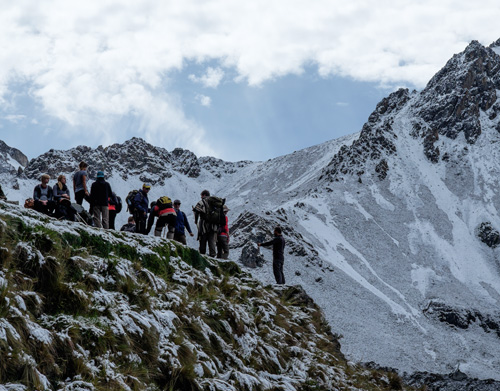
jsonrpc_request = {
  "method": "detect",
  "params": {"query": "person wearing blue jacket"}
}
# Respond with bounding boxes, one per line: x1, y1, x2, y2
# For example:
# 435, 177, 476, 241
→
133, 183, 150, 234
173, 199, 194, 245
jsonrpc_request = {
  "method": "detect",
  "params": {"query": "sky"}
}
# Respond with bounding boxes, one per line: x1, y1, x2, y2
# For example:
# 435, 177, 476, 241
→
0, 1, 500, 162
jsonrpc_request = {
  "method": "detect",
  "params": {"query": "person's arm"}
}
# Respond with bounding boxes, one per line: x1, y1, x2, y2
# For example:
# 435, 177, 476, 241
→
53, 184, 61, 202
183, 212, 194, 236
33, 186, 40, 201
258, 238, 275, 247
83, 174, 89, 195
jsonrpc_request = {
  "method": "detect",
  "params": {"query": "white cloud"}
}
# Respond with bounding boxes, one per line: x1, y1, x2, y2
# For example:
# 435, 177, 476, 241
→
196, 94, 212, 107
189, 67, 225, 88
3, 114, 26, 123
0, 0, 499, 156
336, 102, 349, 107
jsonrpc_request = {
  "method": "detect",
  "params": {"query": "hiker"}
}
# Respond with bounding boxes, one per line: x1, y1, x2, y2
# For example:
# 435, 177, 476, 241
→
193, 190, 219, 257
33, 174, 56, 216
120, 216, 136, 233
258, 226, 286, 284
108, 192, 121, 230
89, 171, 113, 229
133, 183, 151, 234
173, 199, 194, 245
217, 205, 230, 259
53, 175, 76, 221
73, 161, 91, 205
148, 197, 177, 238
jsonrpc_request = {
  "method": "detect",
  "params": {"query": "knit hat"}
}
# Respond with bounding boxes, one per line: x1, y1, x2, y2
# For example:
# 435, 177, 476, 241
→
143, 183, 151, 189
96, 171, 104, 178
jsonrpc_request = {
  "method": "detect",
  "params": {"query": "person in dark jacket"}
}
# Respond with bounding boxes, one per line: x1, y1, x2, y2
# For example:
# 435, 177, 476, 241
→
258, 226, 286, 284
173, 199, 194, 245
33, 174, 56, 216
108, 192, 120, 230
148, 197, 177, 238
120, 216, 136, 233
89, 171, 113, 229
193, 190, 218, 257
216, 205, 229, 259
53, 174, 75, 221
133, 183, 150, 234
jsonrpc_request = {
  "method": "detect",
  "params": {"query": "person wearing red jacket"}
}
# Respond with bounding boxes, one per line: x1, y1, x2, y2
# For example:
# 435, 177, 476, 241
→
216, 205, 230, 259
149, 197, 177, 238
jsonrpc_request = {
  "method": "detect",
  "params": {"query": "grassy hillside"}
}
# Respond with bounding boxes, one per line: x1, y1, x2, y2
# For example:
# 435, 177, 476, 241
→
0, 202, 415, 391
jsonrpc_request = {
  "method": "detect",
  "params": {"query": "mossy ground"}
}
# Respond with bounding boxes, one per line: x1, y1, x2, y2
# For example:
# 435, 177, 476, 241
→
0, 205, 416, 391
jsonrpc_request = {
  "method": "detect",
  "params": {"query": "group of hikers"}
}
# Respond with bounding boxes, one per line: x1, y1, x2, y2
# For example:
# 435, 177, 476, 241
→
9, 159, 286, 282
26, 161, 231, 260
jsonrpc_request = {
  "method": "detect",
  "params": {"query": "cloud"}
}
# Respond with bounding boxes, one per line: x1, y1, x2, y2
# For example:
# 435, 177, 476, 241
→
195, 94, 212, 107
0, 0, 499, 156
189, 67, 225, 88
336, 102, 349, 107
3, 114, 26, 123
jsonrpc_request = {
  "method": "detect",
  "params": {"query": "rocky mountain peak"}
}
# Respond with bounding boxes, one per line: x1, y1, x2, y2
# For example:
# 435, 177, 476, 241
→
415, 40, 500, 147
0, 140, 28, 176
320, 39, 500, 183
320, 88, 411, 182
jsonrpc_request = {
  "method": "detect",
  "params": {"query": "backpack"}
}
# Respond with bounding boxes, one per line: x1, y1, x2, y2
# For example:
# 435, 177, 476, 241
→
156, 196, 172, 210
126, 190, 139, 214
204, 196, 225, 225
115, 196, 122, 213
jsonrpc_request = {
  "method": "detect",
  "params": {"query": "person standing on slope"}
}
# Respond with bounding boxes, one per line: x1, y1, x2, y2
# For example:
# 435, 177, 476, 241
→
258, 226, 286, 284
133, 183, 151, 234
173, 199, 194, 245
89, 171, 113, 229
193, 190, 218, 257
216, 205, 230, 259
73, 161, 91, 205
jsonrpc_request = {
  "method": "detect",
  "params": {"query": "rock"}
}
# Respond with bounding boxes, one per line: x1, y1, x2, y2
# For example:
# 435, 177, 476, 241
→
477, 222, 500, 248
239, 243, 266, 268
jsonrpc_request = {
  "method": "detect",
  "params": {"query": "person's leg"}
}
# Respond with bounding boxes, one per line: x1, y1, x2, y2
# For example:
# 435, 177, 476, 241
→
174, 234, 187, 245
216, 236, 223, 258
154, 216, 167, 237
166, 225, 175, 239
273, 260, 285, 284
221, 235, 229, 260
207, 231, 217, 257
109, 210, 116, 229
101, 206, 109, 229
92, 206, 102, 228
199, 233, 207, 254
75, 190, 84, 205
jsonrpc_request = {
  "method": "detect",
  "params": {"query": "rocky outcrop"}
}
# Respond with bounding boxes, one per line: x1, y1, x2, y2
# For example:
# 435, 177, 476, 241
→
239, 242, 266, 268
415, 41, 500, 155
423, 301, 500, 338
406, 370, 500, 391
477, 222, 500, 248
320, 88, 410, 182
0, 140, 28, 176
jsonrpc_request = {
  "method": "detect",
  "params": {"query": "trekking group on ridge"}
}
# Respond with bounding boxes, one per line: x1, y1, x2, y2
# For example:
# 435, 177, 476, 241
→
24, 161, 234, 260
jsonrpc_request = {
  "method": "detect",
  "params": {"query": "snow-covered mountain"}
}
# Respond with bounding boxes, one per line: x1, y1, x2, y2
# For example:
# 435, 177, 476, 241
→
2, 39, 500, 382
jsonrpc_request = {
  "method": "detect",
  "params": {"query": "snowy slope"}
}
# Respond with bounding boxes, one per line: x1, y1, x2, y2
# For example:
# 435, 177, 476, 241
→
2, 39, 500, 382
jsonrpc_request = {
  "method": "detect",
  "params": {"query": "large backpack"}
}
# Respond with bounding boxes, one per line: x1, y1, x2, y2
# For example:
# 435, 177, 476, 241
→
204, 196, 225, 225
115, 195, 123, 213
125, 190, 139, 214
156, 196, 172, 210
